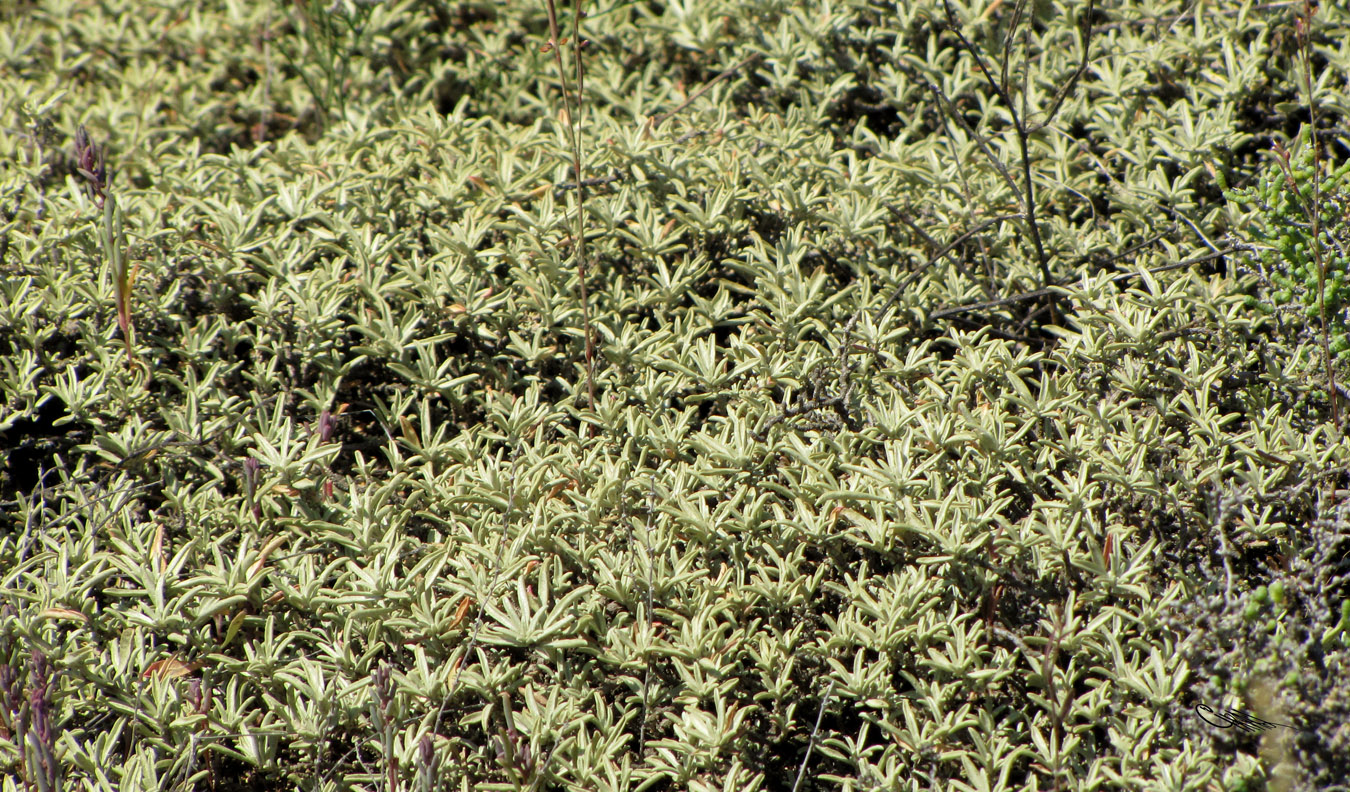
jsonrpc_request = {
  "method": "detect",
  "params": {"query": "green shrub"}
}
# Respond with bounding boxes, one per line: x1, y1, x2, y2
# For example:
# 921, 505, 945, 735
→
1225, 125, 1350, 357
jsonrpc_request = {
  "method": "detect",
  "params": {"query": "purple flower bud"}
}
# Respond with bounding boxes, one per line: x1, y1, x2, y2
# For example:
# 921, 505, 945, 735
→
373, 663, 392, 713
29, 682, 51, 748
74, 126, 94, 172
73, 125, 109, 209
418, 733, 435, 770
243, 457, 263, 520
317, 409, 338, 444
243, 457, 261, 493
29, 650, 50, 698
517, 731, 533, 774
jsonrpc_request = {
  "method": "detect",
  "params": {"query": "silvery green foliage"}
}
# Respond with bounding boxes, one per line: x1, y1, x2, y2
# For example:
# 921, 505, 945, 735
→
1, 0, 1348, 791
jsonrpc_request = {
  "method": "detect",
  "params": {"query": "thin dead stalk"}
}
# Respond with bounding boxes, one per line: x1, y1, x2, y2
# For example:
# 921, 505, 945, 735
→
1293, 0, 1340, 425
544, 0, 597, 409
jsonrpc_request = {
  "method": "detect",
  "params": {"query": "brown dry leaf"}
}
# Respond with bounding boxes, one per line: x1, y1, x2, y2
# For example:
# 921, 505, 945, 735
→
248, 535, 289, 579
152, 522, 165, 569
449, 597, 473, 630
142, 656, 199, 681
546, 479, 575, 500
399, 415, 418, 444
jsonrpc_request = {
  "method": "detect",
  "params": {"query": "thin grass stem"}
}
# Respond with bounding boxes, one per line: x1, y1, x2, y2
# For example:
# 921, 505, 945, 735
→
544, 0, 597, 410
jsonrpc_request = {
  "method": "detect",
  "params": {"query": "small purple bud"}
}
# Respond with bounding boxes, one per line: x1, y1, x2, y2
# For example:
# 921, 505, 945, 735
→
188, 678, 202, 713
29, 650, 50, 696
317, 409, 337, 444
74, 127, 93, 171
73, 125, 109, 209
418, 734, 435, 769
373, 664, 392, 713
243, 457, 263, 520
29, 682, 51, 747
517, 732, 533, 774
243, 457, 261, 495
